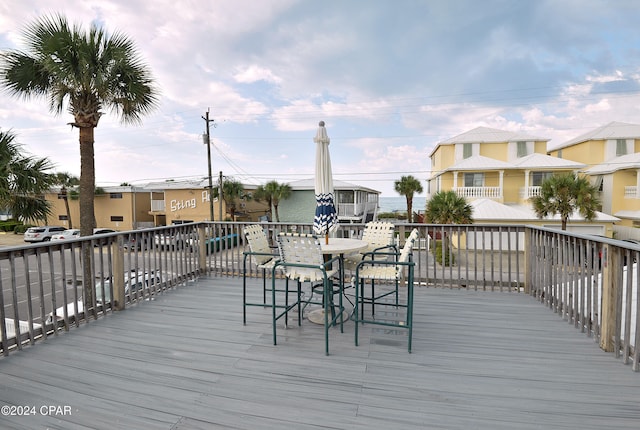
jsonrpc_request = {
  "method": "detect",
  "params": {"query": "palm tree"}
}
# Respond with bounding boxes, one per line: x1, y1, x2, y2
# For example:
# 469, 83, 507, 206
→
530, 172, 600, 230
425, 191, 473, 266
213, 178, 247, 221
0, 130, 55, 222
0, 14, 158, 239
259, 180, 291, 222
425, 191, 473, 225
1, 14, 158, 315
53, 172, 79, 228
394, 175, 424, 223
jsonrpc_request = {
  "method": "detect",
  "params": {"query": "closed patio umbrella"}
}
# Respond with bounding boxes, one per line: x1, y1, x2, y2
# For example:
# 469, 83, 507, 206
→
313, 121, 338, 244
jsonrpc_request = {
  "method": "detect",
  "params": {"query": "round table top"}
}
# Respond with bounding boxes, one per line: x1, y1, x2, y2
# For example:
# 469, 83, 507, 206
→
320, 238, 367, 254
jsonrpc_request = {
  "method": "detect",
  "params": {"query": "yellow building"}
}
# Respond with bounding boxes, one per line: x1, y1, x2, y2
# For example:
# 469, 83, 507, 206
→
551, 121, 640, 234
43, 180, 269, 231
428, 126, 618, 236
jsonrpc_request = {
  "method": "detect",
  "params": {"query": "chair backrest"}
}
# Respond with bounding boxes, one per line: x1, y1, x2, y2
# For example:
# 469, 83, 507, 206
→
398, 229, 420, 264
396, 229, 419, 279
243, 225, 273, 265
276, 233, 326, 282
361, 221, 395, 252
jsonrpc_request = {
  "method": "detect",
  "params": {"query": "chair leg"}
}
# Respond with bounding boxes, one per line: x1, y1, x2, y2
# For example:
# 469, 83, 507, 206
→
262, 267, 267, 304
354, 277, 361, 347
272, 274, 277, 345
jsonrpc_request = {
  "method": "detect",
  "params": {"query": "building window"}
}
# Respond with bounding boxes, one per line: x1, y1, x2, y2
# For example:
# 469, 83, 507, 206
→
464, 173, 484, 187
110, 216, 124, 222
531, 172, 553, 186
110, 193, 123, 199
517, 141, 528, 158
594, 175, 604, 192
616, 139, 627, 156
58, 215, 68, 220
557, 149, 562, 158
463, 143, 472, 159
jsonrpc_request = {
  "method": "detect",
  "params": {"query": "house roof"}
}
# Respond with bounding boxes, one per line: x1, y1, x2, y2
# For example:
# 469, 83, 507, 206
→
286, 179, 380, 194
469, 199, 619, 223
470, 199, 537, 221
584, 152, 640, 175
510, 153, 585, 169
549, 121, 640, 151
440, 153, 584, 175
613, 210, 640, 220
429, 126, 549, 157
509, 204, 620, 222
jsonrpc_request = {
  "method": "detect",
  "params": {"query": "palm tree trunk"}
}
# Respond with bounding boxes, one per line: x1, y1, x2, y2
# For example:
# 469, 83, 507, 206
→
407, 197, 413, 223
61, 188, 73, 229
79, 126, 96, 318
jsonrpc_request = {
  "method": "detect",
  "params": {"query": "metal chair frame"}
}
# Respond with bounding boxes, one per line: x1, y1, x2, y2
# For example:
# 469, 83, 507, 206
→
272, 233, 344, 355
353, 228, 419, 352
242, 225, 281, 324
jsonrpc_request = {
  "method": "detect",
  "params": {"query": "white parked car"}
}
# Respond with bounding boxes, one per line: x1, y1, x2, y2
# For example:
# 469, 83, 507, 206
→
51, 229, 81, 242
23, 226, 67, 242
45, 270, 163, 325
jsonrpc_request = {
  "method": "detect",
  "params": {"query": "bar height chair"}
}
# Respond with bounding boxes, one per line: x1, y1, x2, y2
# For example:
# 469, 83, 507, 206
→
353, 228, 419, 352
272, 233, 343, 355
343, 221, 396, 272
242, 224, 280, 324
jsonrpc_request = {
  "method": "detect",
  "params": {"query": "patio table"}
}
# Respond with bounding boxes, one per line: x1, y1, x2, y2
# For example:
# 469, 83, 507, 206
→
307, 238, 367, 324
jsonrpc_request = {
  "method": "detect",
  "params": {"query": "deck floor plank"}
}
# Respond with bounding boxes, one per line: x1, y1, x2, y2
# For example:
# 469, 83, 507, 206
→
0, 276, 639, 429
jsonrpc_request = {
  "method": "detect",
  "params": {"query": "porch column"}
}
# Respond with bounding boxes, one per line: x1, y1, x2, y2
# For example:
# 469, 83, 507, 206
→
499, 170, 504, 197
453, 171, 458, 189
636, 170, 640, 199
524, 170, 530, 198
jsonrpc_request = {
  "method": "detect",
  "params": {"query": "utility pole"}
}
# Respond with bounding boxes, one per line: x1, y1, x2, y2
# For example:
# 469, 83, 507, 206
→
202, 110, 215, 221
219, 171, 224, 221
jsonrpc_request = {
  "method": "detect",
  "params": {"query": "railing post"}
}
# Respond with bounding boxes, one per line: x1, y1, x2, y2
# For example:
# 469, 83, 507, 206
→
197, 225, 208, 275
524, 226, 531, 294
112, 236, 125, 311
599, 244, 620, 352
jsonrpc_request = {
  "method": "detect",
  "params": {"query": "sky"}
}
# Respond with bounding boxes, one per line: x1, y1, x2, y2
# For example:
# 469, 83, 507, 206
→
2, 0, 640, 196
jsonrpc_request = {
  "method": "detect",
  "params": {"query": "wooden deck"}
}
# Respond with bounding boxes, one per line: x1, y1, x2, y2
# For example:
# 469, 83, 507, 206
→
0, 276, 639, 429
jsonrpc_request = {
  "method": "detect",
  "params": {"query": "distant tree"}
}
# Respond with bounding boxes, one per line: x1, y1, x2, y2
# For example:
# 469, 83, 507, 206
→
53, 172, 79, 228
0, 130, 55, 222
394, 175, 423, 223
256, 181, 292, 222
213, 178, 247, 221
530, 172, 600, 230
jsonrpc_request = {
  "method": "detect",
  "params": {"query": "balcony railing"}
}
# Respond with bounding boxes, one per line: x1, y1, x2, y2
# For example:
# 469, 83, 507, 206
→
151, 199, 166, 211
336, 201, 378, 218
521, 186, 542, 199
453, 186, 502, 199
1, 222, 638, 371
624, 186, 639, 199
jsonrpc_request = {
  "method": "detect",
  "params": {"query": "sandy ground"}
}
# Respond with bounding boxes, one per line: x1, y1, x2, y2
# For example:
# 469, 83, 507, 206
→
0, 232, 30, 247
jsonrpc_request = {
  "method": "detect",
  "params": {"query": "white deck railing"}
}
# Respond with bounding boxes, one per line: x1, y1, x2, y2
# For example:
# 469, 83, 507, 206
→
453, 186, 502, 199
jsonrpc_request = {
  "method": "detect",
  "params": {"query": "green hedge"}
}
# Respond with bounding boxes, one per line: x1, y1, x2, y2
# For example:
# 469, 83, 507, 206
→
0, 219, 22, 233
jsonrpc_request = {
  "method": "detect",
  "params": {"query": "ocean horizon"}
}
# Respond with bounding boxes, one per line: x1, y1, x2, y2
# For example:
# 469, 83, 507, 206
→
378, 196, 426, 213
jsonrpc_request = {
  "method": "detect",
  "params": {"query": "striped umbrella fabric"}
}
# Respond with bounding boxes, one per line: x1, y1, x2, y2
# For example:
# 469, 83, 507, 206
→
313, 121, 338, 239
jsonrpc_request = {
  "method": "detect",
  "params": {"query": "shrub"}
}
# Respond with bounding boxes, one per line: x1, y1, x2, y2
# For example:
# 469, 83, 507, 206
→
434, 239, 455, 266
0, 219, 22, 233
14, 224, 32, 234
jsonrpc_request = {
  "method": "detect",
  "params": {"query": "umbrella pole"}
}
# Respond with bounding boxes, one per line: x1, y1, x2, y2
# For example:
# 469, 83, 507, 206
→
325, 233, 329, 245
